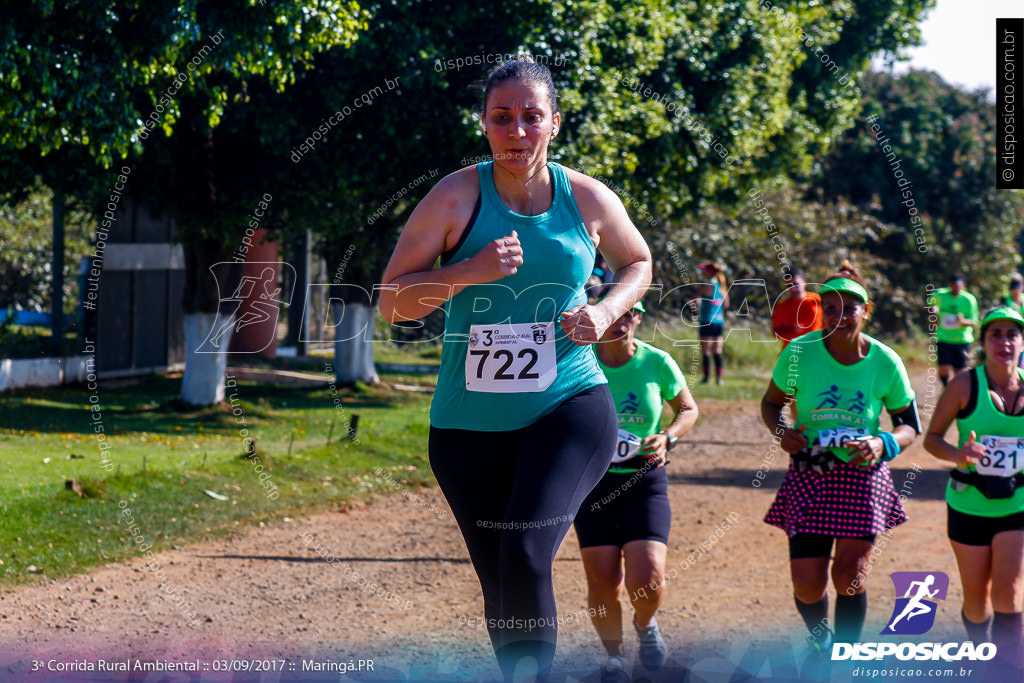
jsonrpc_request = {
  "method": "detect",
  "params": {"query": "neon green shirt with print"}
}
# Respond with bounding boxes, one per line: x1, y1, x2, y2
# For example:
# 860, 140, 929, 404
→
947, 367, 1024, 517
928, 288, 979, 344
772, 330, 915, 463
598, 340, 685, 473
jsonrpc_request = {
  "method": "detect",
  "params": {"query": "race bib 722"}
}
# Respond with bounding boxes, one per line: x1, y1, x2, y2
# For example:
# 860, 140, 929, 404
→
465, 322, 557, 393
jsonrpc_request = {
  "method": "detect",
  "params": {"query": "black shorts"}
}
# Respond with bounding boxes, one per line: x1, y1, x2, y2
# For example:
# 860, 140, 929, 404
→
947, 505, 1024, 546
937, 342, 971, 370
574, 466, 671, 548
788, 532, 878, 560
699, 322, 724, 339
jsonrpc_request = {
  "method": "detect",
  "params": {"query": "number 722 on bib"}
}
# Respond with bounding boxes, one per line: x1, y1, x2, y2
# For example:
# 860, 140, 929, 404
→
465, 322, 557, 393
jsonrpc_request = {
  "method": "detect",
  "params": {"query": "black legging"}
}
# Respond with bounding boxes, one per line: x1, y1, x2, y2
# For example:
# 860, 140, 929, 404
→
429, 384, 616, 682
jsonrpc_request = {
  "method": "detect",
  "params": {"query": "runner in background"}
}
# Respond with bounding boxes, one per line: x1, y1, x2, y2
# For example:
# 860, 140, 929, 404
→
760, 261, 921, 651
573, 296, 698, 682
1005, 274, 1024, 368
928, 273, 979, 386
594, 253, 615, 284
696, 261, 729, 385
924, 306, 1024, 677
586, 274, 605, 304
772, 268, 822, 350
1005, 274, 1024, 316
379, 56, 652, 682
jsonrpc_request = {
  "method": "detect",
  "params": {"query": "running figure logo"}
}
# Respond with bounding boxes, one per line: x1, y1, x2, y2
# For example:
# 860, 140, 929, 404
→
816, 385, 842, 409
197, 262, 296, 354
846, 390, 867, 414
881, 571, 949, 635
618, 392, 641, 414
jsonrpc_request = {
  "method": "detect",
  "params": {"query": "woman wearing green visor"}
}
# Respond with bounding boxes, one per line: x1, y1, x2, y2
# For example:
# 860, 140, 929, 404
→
760, 262, 921, 650
573, 295, 698, 682
925, 305, 1024, 674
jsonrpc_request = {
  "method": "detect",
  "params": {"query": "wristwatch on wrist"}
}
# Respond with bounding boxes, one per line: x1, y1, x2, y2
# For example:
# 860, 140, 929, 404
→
661, 431, 678, 449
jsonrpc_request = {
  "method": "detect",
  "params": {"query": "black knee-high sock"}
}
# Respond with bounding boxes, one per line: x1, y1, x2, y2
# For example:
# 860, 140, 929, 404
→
795, 594, 830, 642
714, 352, 723, 379
835, 592, 867, 643
993, 611, 1023, 669
702, 354, 711, 381
962, 610, 993, 642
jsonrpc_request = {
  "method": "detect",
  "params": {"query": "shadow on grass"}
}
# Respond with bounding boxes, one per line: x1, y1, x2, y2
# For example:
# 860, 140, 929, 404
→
1, 373, 403, 437
197, 553, 472, 564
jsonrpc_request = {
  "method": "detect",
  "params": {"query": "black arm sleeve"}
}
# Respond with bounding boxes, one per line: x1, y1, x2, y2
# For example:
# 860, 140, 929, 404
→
891, 399, 922, 435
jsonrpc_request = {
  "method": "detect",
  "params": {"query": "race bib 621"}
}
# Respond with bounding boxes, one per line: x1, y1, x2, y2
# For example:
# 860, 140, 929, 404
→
976, 435, 1024, 477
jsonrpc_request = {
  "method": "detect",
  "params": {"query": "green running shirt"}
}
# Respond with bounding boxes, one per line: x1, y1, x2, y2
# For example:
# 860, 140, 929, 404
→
772, 330, 915, 463
928, 288, 979, 344
1004, 295, 1024, 317
599, 340, 686, 472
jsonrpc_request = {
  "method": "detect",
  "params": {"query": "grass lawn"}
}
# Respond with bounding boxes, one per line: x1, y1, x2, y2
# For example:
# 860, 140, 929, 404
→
0, 368, 434, 587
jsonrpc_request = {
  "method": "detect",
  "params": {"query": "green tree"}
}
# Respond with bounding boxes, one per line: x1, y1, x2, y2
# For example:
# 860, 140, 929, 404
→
550, 0, 934, 216
650, 182, 901, 336
0, 1, 368, 403
815, 69, 1024, 328
289, 0, 933, 359
0, 179, 93, 315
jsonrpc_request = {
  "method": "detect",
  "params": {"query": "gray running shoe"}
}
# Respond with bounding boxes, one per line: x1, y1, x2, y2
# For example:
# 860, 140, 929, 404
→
635, 619, 667, 670
600, 655, 630, 683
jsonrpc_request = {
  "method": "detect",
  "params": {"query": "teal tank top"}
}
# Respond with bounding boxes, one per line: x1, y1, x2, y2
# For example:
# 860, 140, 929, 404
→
430, 161, 606, 431
699, 282, 725, 324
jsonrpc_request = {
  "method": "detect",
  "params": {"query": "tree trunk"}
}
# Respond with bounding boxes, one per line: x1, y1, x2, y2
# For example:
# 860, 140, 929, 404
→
181, 312, 233, 405
332, 301, 379, 384
179, 238, 241, 405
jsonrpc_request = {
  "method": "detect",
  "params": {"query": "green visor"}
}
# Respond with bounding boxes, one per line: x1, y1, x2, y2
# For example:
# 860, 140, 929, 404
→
819, 277, 869, 304
981, 305, 1024, 334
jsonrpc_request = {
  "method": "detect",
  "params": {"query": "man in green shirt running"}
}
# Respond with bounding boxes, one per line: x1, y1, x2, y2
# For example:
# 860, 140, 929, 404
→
927, 273, 979, 386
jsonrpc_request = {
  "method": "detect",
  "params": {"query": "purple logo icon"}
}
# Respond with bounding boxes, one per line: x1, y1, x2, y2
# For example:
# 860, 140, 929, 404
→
881, 571, 949, 635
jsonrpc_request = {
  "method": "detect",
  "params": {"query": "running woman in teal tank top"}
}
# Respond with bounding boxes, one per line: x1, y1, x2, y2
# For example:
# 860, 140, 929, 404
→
696, 262, 729, 384
379, 56, 652, 683
1004, 274, 1024, 368
926, 306, 1024, 675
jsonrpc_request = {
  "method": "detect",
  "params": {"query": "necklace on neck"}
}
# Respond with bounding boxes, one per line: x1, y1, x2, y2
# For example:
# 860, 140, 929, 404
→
497, 161, 548, 215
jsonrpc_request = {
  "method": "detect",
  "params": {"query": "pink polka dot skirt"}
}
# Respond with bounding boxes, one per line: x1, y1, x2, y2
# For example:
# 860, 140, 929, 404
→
764, 457, 907, 537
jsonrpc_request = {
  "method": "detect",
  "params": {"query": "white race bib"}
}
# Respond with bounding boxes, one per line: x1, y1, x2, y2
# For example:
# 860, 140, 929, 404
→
611, 429, 643, 463
976, 435, 1024, 477
465, 322, 557, 393
941, 314, 959, 330
817, 427, 870, 448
